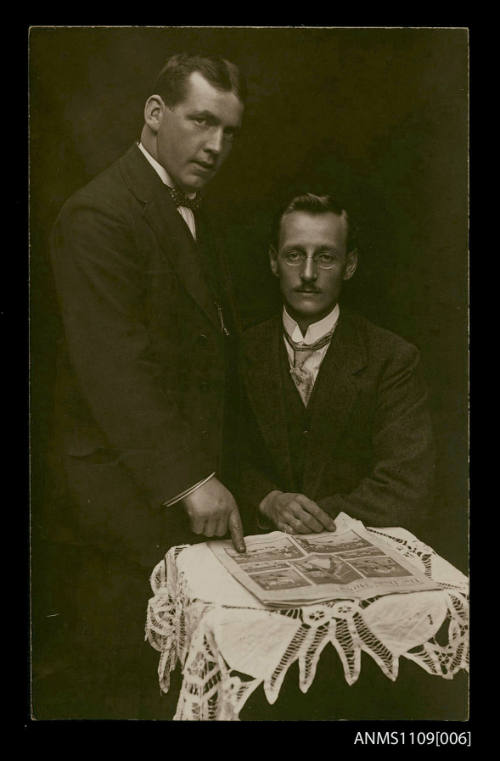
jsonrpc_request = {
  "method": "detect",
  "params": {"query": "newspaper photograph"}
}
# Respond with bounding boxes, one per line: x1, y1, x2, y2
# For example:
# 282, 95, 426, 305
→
208, 526, 442, 607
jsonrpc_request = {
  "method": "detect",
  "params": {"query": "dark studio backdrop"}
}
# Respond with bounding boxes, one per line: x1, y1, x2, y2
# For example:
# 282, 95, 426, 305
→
30, 26, 469, 572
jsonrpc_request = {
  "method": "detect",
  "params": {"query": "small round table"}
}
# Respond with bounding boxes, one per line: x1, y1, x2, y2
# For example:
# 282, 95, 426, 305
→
146, 518, 468, 721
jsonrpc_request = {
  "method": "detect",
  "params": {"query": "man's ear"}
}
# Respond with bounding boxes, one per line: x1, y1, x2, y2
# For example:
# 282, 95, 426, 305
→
343, 249, 358, 281
144, 95, 166, 134
269, 246, 279, 277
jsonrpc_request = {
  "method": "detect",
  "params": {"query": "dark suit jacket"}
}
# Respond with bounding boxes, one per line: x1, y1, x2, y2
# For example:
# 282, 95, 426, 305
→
239, 309, 435, 537
48, 143, 239, 567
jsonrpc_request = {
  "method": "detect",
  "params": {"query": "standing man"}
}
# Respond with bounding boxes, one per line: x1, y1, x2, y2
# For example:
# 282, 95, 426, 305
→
239, 193, 435, 538
36, 53, 246, 719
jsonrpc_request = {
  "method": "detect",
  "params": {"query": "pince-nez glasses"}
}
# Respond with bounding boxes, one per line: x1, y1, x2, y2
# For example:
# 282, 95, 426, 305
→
280, 250, 339, 270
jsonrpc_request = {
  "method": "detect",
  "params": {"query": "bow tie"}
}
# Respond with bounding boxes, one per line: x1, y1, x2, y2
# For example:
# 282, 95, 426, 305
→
168, 186, 201, 211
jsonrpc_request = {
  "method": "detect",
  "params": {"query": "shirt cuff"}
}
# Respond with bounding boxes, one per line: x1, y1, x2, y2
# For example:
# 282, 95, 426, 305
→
163, 472, 216, 508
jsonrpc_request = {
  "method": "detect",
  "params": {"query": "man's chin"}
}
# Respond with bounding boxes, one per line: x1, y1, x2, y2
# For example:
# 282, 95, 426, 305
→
182, 166, 217, 192
182, 178, 209, 194
287, 298, 325, 316
284, 298, 335, 324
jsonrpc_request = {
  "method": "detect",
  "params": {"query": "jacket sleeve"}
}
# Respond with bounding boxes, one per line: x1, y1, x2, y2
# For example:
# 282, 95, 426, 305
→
317, 343, 436, 535
235, 381, 281, 532
51, 194, 214, 508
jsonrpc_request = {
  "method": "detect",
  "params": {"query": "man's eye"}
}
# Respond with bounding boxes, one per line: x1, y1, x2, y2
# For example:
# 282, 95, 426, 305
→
285, 252, 301, 262
192, 117, 207, 126
318, 254, 335, 265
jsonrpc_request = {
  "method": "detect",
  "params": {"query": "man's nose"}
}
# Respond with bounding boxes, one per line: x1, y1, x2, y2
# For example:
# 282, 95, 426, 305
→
301, 255, 318, 281
204, 126, 224, 157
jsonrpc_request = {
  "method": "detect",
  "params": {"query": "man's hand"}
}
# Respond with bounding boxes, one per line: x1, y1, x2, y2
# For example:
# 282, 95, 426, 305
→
182, 477, 246, 552
259, 491, 336, 534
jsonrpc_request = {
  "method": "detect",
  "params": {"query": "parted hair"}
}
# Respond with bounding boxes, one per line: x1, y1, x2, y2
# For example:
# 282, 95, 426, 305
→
273, 193, 359, 254
153, 52, 247, 107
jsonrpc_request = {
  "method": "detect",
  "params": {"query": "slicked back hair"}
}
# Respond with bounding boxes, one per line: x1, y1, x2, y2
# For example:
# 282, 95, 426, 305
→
153, 52, 247, 108
273, 193, 358, 254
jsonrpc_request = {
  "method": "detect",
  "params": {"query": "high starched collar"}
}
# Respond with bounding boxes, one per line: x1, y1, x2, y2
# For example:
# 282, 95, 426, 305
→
137, 142, 197, 200
282, 303, 340, 345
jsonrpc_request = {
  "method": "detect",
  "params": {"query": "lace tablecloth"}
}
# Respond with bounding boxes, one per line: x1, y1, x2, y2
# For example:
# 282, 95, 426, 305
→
145, 514, 468, 721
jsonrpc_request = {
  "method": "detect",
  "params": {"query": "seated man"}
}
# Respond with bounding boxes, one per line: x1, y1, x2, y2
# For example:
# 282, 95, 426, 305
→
238, 193, 435, 538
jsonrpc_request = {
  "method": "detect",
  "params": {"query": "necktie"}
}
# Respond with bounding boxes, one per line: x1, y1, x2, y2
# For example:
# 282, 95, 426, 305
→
168, 186, 201, 211
284, 329, 335, 405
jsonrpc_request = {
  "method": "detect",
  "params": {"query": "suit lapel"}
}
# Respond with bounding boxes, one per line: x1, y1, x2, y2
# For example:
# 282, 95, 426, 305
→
243, 317, 295, 485
119, 144, 219, 328
143, 194, 220, 327
302, 309, 368, 494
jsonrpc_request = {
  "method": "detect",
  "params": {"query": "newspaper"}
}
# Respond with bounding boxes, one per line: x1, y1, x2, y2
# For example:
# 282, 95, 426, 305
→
208, 518, 441, 607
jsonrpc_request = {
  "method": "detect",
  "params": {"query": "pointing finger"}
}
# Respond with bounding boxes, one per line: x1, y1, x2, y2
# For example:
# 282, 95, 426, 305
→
228, 508, 246, 553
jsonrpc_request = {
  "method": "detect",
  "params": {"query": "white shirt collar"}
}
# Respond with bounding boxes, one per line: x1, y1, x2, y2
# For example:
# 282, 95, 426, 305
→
283, 303, 340, 344
137, 142, 196, 199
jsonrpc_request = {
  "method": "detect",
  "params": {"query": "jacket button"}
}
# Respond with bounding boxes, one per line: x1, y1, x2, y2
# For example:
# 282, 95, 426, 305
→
303, 429, 309, 435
